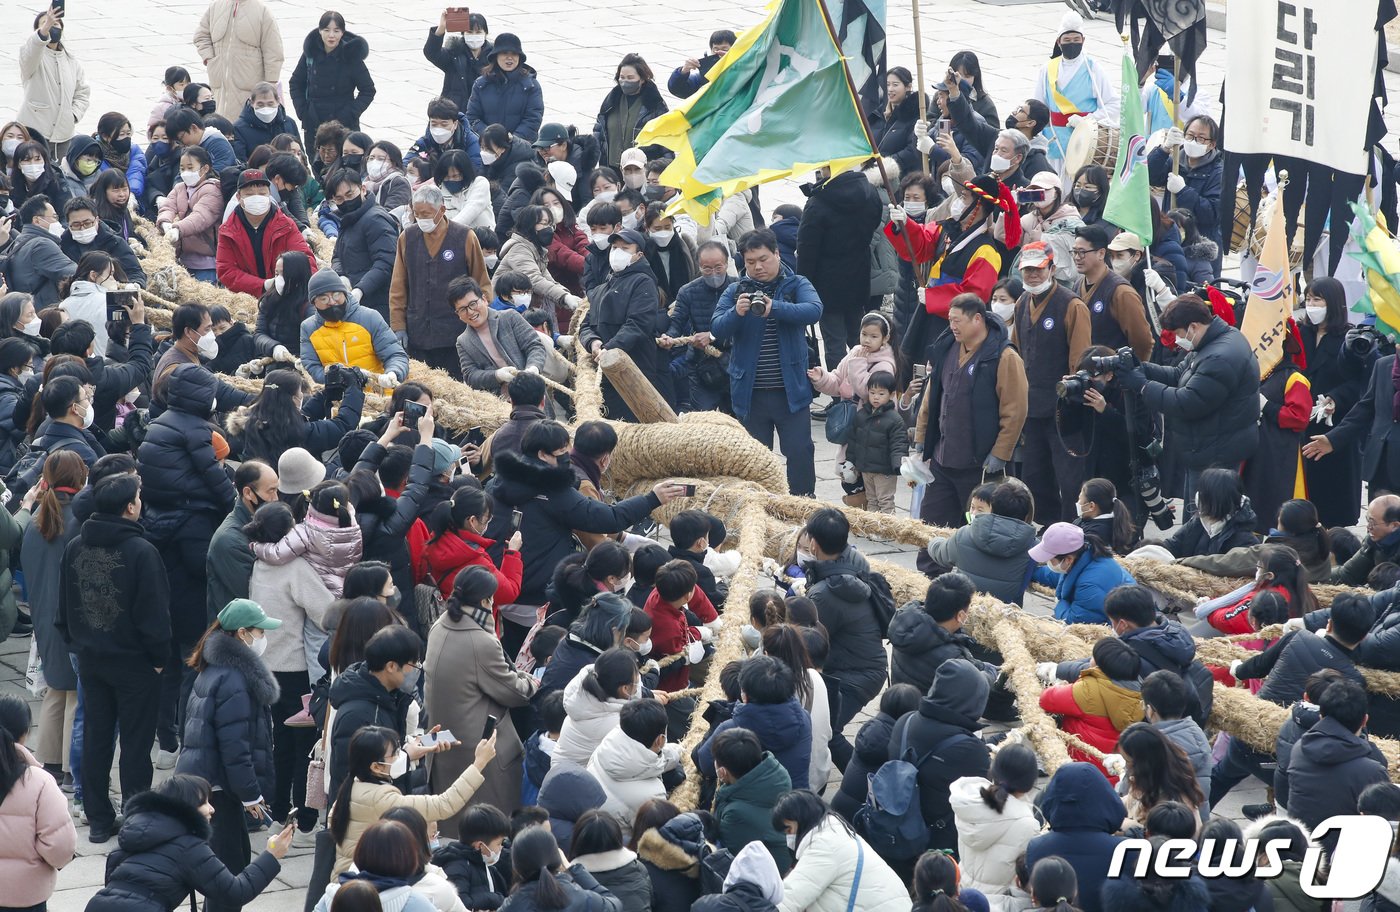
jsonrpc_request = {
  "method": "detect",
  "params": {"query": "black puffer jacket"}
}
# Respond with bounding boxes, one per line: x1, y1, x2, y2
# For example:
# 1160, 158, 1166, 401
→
1281, 716, 1389, 838
845, 399, 907, 476
351, 439, 434, 612
176, 631, 280, 802
496, 162, 549, 240
1272, 699, 1321, 810
232, 102, 301, 161
888, 603, 997, 696
136, 363, 236, 515
499, 863, 622, 912
804, 547, 888, 696
0, 372, 27, 473
831, 710, 901, 822
484, 451, 660, 606
328, 661, 413, 798
574, 850, 653, 912
86, 790, 281, 912
796, 171, 882, 309
423, 29, 492, 112
1163, 499, 1259, 558
1134, 317, 1260, 470
61, 221, 147, 287
433, 839, 508, 910
332, 195, 399, 319
290, 29, 377, 139
867, 92, 923, 179
1237, 630, 1365, 707
579, 258, 665, 408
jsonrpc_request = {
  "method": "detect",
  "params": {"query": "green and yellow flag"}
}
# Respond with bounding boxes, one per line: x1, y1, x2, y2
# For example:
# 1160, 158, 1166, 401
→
638, 0, 876, 224
1102, 44, 1153, 242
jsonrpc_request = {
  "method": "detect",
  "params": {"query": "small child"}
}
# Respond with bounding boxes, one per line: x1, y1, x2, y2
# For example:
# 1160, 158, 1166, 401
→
642, 559, 717, 692
628, 543, 671, 610
703, 515, 741, 581
491, 270, 534, 315
625, 609, 660, 690
510, 806, 549, 839
250, 480, 363, 597
1039, 636, 1142, 780
1272, 668, 1344, 812
529, 625, 568, 680
807, 313, 898, 463
523, 690, 566, 807
846, 370, 908, 514
475, 228, 501, 275
1370, 561, 1400, 592
1141, 670, 1213, 819
1206, 590, 1288, 694
741, 588, 787, 653
433, 803, 512, 911
668, 509, 727, 608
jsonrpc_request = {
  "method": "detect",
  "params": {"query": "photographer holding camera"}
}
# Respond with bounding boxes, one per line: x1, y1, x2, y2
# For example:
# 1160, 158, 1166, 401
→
1303, 323, 1400, 502
1118, 294, 1260, 510
711, 228, 823, 496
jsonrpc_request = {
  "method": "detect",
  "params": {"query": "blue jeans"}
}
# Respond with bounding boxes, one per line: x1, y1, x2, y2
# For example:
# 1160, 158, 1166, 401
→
741, 388, 815, 496
190, 268, 219, 284
68, 655, 83, 802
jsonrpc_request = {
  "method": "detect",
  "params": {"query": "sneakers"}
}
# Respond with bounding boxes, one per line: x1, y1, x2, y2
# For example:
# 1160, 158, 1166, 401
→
155, 749, 177, 770
61, 771, 75, 793
1242, 803, 1275, 820
71, 799, 87, 825
88, 814, 123, 844
284, 694, 316, 728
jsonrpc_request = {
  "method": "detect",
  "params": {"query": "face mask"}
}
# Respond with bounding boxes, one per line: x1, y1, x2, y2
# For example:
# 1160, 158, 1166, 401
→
618, 79, 642, 95
76, 159, 99, 177
615, 573, 633, 593
46, 221, 64, 239
537, 226, 555, 246
624, 172, 645, 190
416, 217, 440, 234
796, 549, 815, 566
270, 274, 286, 295
22, 318, 41, 337
254, 105, 280, 123
321, 304, 347, 323
150, 141, 171, 156
1111, 255, 1136, 277
1182, 140, 1208, 159
1306, 305, 1327, 324
482, 846, 502, 866
635, 638, 652, 656
785, 834, 797, 851
110, 137, 132, 155
1024, 278, 1052, 295
47, 27, 61, 43
592, 232, 611, 250
1060, 42, 1083, 60
197, 331, 219, 360
430, 126, 455, 144
180, 169, 203, 187
903, 201, 927, 218
81, 402, 95, 429
594, 189, 617, 203
1074, 501, 1085, 518
386, 589, 402, 610
609, 248, 633, 272
337, 196, 362, 215
1175, 331, 1196, 352
703, 273, 727, 289
686, 639, 706, 664
740, 623, 762, 651
399, 665, 421, 693
21, 162, 45, 181
553, 452, 571, 472
485, 254, 499, 270
1072, 188, 1099, 208
465, 34, 487, 49
479, 149, 498, 166
19, 369, 35, 384
443, 178, 466, 194
512, 292, 532, 309
242, 194, 272, 215
650, 229, 674, 247
366, 159, 389, 179
949, 198, 967, 219
989, 153, 1012, 173
992, 301, 1016, 322
245, 634, 268, 657
1, 139, 18, 157
548, 204, 565, 223
341, 154, 364, 171
621, 211, 640, 231
198, 101, 216, 116
71, 226, 98, 245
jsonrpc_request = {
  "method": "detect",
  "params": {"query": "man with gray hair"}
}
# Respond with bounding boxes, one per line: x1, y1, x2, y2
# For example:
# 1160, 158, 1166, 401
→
388, 184, 493, 377
988, 129, 1030, 188
231, 80, 300, 160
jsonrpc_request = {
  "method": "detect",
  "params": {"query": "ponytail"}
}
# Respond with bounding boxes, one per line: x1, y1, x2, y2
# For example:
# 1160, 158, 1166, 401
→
979, 781, 1010, 814
429, 486, 488, 543
309, 481, 353, 528
580, 648, 639, 702
1110, 498, 1136, 555
532, 866, 570, 910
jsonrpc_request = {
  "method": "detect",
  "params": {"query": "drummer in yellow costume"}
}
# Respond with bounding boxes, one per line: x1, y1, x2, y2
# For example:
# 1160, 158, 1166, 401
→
1033, 12, 1119, 167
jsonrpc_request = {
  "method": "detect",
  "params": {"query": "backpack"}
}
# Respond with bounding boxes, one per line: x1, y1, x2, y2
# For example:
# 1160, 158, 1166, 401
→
3, 438, 78, 509
854, 722, 934, 862
864, 570, 897, 638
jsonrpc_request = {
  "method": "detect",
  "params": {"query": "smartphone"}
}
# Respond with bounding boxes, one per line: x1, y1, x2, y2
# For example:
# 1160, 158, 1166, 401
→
510, 509, 523, 533
482, 715, 499, 741
52, 0, 64, 11
465, 425, 486, 448
913, 363, 929, 381
1016, 188, 1047, 204
402, 400, 427, 430
936, 118, 953, 136
106, 289, 135, 322
443, 6, 473, 31
682, 483, 698, 497
421, 729, 458, 747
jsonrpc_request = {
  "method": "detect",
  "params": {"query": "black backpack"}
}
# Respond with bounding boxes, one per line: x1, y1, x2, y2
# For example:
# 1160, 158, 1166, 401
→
3, 438, 78, 509
864, 570, 897, 638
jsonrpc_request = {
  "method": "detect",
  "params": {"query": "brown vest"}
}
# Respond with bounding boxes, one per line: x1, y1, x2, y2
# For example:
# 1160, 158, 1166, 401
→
1015, 282, 1078, 418
405, 220, 472, 347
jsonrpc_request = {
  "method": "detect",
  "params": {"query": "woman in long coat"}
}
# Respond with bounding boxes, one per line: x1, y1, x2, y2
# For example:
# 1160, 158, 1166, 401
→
424, 566, 537, 837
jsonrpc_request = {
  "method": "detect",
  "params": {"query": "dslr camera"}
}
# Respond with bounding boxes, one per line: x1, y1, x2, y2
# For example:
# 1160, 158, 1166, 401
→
323, 362, 351, 395
1056, 371, 1103, 404
739, 279, 770, 318
1134, 464, 1177, 531
1344, 324, 1383, 360
1087, 346, 1139, 375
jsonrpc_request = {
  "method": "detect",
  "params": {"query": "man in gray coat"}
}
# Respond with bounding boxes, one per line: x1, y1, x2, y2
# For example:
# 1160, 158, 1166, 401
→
451, 276, 547, 390
8, 195, 76, 307
205, 459, 278, 621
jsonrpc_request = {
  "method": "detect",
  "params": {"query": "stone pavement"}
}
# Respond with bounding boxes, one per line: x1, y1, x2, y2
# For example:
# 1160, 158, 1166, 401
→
0, 0, 1309, 905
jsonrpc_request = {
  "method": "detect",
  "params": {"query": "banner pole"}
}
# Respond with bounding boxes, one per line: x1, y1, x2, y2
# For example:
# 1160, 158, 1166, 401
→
1169, 55, 1183, 210
912, 0, 930, 174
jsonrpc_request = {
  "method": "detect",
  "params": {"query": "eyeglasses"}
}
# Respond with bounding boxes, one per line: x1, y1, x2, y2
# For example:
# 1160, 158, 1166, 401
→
67, 218, 97, 231
1070, 247, 1100, 258
454, 299, 485, 316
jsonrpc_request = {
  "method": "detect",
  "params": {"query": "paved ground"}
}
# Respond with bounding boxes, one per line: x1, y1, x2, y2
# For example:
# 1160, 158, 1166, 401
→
0, 0, 1329, 905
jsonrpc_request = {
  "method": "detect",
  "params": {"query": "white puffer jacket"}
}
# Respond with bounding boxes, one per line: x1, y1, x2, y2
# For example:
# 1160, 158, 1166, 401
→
949, 776, 1043, 907
555, 663, 628, 767
778, 818, 908, 912
587, 727, 680, 843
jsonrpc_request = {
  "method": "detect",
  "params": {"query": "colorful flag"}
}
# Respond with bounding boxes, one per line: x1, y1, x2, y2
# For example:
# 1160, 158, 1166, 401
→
1102, 45, 1153, 243
1240, 187, 1297, 378
637, 0, 877, 224
828, 0, 887, 114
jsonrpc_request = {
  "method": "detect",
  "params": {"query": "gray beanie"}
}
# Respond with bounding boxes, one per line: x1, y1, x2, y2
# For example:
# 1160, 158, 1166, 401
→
307, 268, 348, 303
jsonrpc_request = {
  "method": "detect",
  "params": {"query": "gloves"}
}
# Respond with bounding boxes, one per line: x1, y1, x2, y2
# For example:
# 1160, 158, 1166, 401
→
1035, 662, 1059, 686
888, 204, 908, 225
494, 367, 517, 383
1166, 173, 1186, 194
1067, 114, 1086, 128
916, 134, 936, 155
1229, 659, 1243, 680
349, 287, 363, 304
698, 625, 714, 645
1163, 126, 1185, 149
838, 461, 858, 485
557, 334, 574, 350
154, 195, 167, 210
1118, 365, 1148, 393
913, 119, 929, 139
164, 226, 179, 243
271, 345, 293, 363
563, 294, 582, 311
395, 330, 409, 348
524, 365, 539, 374
302, 227, 316, 243
1102, 753, 1127, 779
127, 195, 138, 212
1142, 267, 1168, 295
1311, 395, 1335, 426
375, 372, 398, 389
1283, 617, 1307, 632
983, 454, 1007, 476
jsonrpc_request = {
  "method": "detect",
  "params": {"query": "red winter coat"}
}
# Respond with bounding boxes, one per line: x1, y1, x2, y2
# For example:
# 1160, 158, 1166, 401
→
644, 585, 717, 692
547, 224, 589, 301
1039, 667, 1143, 779
418, 527, 523, 603
215, 207, 316, 296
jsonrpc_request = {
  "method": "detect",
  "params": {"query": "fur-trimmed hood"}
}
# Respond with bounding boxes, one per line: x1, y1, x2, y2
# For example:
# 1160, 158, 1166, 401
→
201, 629, 280, 706
492, 449, 577, 493
301, 28, 370, 63
118, 790, 212, 852
1184, 237, 1219, 263
638, 813, 707, 876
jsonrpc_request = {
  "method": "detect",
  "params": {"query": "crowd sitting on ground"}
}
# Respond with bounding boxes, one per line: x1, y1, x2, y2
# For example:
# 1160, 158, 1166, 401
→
1, 1, 1399, 911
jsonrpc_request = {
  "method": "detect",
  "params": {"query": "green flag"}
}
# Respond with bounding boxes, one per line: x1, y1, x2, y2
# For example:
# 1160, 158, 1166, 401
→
637, 0, 877, 223
1102, 47, 1153, 242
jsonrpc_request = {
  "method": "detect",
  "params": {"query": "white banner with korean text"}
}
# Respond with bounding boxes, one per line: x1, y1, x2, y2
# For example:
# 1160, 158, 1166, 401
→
1224, 0, 1378, 175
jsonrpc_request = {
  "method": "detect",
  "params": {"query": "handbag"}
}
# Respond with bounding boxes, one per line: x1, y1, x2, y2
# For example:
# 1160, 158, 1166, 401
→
824, 398, 859, 445
25, 639, 45, 697
414, 553, 448, 630
305, 737, 328, 810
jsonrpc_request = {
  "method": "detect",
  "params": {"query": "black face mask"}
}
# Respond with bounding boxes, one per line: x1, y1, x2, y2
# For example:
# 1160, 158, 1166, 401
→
537, 226, 555, 246
320, 304, 347, 323
110, 137, 132, 154
198, 101, 216, 116
553, 452, 571, 472
1060, 42, 1083, 60
341, 153, 363, 171
1072, 187, 1099, 208
47, 27, 61, 43
1004, 113, 1020, 130
337, 195, 362, 215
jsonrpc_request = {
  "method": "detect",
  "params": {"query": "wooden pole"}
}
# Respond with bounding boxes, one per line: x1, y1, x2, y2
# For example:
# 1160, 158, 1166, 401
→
911, 0, 930, 175
1169, 54, 1183, 211
597, 348, 679, 423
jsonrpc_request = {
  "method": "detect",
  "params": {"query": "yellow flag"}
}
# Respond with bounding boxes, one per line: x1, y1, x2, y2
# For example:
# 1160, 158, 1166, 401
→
1239, 198, 1295, 379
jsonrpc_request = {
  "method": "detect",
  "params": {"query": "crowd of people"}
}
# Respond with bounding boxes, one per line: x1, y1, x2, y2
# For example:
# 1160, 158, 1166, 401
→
0, 1, 1398, 912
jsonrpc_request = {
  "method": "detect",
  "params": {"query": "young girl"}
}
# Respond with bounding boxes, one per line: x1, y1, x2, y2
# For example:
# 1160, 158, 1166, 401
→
251, 481, 364, 597
808, 313, 898, 462
1191, 544, 1314, 637
1204, 589, 1287, 694
1115, 722, 1206, 829
741, 588, 787, 653
846, 370, 908, 514
911, 850, 969, 912
950, 742, 1042, 903
1074, 478, 1137, 554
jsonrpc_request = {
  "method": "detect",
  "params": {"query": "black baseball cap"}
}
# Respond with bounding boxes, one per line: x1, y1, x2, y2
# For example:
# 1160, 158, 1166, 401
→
533, 123, 569, 149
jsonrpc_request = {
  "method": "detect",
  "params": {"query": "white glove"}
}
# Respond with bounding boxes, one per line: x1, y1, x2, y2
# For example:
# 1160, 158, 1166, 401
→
563, 294, 582, 311
235, 362, 253, 378
888, 204, 908, 226
1229, 659, 1243, 679
1283, 617, 1307, 632
524, 364, 539, 374
127, 195, 138, 212
349, 287, 363, 304
1166, 173, 1186, 194
154, 195, 167, 210
271, 344, 293, 363
1067, 114, 1087, 128
1036, 662, 1059, 686
1162, 126, 1185, 149
698, 625, 714, 645
164, 226, 180, 243
913, 119, 929, 140
1103, 753, 1127, 779
245, 360, 265, 376
494, 367, 517, 383
557, 334, 574, 350
1143, 267, 1167, 294
838, 461, 858, 485
302, 227, 316, 242
375, 372, 398, 389
916, 134, 936, 155
129, 239, 146, 256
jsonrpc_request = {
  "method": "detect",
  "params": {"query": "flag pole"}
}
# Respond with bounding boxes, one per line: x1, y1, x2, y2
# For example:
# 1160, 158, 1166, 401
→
1169, 55, 1183, 211
911, 0, 930, 174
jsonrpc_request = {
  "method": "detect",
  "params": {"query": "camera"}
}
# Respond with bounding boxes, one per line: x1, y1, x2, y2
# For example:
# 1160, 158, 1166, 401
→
739, 280, 770, 317
1088, 346, 1138, 376
106, 408, 150, 454
1345, 324, 1383, 359
1135, 464, 1176, 531
323, 362, 350, 393
1056, 370, 1103, 404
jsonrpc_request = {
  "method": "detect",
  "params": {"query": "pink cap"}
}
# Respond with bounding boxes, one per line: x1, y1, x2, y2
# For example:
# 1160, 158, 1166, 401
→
1028, 521, 1085, 563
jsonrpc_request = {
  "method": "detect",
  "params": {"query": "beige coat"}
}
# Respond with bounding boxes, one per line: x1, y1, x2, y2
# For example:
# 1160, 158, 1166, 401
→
0, 745, 77, 907
423, 611, 537, 837
17, 30, 90, 144
332, 766, 485, 876
193, 0, 286, 119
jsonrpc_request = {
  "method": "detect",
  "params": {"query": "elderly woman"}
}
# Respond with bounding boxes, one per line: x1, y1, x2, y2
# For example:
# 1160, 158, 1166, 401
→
451, 276, 547, 394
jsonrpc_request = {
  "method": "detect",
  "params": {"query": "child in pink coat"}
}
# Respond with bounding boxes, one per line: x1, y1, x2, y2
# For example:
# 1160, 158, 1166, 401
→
250, 480, 363, 597
0, 695, 77, 909
806, 312, 898, 463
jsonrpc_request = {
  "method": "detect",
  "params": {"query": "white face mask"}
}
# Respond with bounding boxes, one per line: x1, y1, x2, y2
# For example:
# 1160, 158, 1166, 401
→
1306, 305, 1328, 325
512, 292, 532, 309
47, 221, 64, 239
22, 318, 41, 336
624, 172, 645, 190
242, 193, 272, 215
615, 573, 633, 593
785, 834, 797, 851
989, 153, 1013, 173
464, 34, 487, 49
1175, 330, 1196, 352
941, 175, 956, 197
197, 331, 219, 360
949, 198, 967, 219
71, 226, 98, 245
1, 138, 19, 157
592, 232, 611, 250
796, 549, 815, 566
740, 623, 762, 651
253, 105, 279, 124
609, 248, 634, 272
903, 201, 927, 218
274, 275, 286, 294
430, 126, 455, 144
416, 217, 439, 234
366, 159, 388, 179
1111, 255, 1136, 277
991, 301, 1016, 322
650, 229, 674, 247
1182, 139, 1208, 159
621, 211, 640, 230
482, 845, 502, 865
485, 253, 499, 270
20, 162, 45, 181
635, 638, 653, 656
548, 204, 565, 223
246, 634, 268, 657
18, 369, 34, 384
80, 402, 95, 428
1024, 278, 1052, 295
594, 189, 617, 203
180, 169, 202, 187
1074, 501, 1085, 518
686, 639, 706, 665
479, 149, 498, 165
